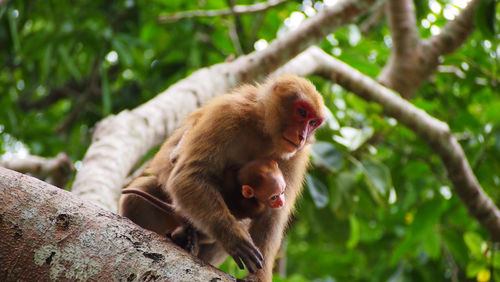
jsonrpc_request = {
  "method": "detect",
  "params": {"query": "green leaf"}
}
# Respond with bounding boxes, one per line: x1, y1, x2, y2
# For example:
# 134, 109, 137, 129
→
329, 171, 357, 216
474, 0, 497, 38
466, 260, 487, 278
305, 174, 329, 208
323, 105, 340, 130
390, 199, 444, 265
423, 231, 440, 259
41, 44, 53, 82
353, 158, 391, 206
493, 252, 500, 268
408, 199, 443, 240
101, 64, 111, 116
333, 126, 373, 151
0, 6, 7, 20
442, 229, 468, 265
486, 101, 500, 123
7, 8, 20, 53
58, 45, 81, 80
361, 159, 392, 200
390, 239, 415, 266
273, 274, 309, 282
311, 141, 344, 172
464, 231, 484, 258
112, 38, 133, 67
188, 38, 202, 69
347, 214, 360, 249
414, 0, 430, 20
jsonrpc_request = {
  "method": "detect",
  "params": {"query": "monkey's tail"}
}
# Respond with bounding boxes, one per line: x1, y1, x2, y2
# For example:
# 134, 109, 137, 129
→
122, 188, 176, 214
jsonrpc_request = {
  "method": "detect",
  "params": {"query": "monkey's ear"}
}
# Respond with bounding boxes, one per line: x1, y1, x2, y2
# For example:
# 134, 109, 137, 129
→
241, 185, 255, 198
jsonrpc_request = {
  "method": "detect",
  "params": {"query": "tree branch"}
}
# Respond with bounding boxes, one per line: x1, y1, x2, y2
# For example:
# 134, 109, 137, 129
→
423, 0, 481, 56
385, 0, 419, 57
378, 0, 481, 98
0, 167, 233, 281
359, 2, 385, 34
226, 0, 247, 54
276, 46, 500, 241
224, 19, 245, 56
0, 152, 73, 188
377, 0, 420, 98
158, 0, 290, 23
71, 0, 377, 211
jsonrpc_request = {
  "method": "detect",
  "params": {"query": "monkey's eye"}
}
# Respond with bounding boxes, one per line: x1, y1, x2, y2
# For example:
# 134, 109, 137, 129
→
309, 120, 319, 127
297, 108, 307, 118
270, 195, 279, 201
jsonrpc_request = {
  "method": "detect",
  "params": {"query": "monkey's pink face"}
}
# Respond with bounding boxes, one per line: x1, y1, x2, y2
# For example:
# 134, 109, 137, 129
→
282, 100, 323, 154
268, 191, 285, 209
266, 174, 286, 209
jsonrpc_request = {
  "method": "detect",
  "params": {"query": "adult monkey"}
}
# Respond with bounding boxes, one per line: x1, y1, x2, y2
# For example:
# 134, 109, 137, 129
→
120, 74, 325, 281
121, 158, 287, 256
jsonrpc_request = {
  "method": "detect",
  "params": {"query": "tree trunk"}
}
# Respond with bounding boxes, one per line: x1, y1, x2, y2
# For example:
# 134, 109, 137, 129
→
0, 167, 233, 281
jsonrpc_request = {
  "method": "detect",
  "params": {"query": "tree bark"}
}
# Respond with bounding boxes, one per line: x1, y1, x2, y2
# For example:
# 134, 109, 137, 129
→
0, 167, 234, 281
0, 152, 73, 188
379, 0, 480, 98
158, 0, 290, 23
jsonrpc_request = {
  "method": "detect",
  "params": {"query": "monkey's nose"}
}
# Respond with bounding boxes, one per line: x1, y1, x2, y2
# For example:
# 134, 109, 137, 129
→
298, 133, 305, 141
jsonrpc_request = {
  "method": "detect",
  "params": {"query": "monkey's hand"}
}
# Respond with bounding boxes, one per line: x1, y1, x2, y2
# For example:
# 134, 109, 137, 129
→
221, 229, 264, 274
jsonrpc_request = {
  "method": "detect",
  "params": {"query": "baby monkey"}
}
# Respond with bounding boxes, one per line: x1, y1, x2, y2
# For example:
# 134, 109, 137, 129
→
121, 159, 286, 253
222, 159, 286, 219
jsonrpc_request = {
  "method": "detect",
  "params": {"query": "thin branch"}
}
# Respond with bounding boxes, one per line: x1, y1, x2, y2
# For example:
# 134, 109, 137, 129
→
378, 0, 420, 97
359, 2, 385, 34
226, 0, 247, 53
18, 60, 103, 111
0, 152, 73, 188
158, 0, 290, 23
438, 65, 466, 79
224, 19, 244, 56
276, 46, 500, 241
55, 70, 101, 133
18, 80, 82, 111
385, 0, 419, 57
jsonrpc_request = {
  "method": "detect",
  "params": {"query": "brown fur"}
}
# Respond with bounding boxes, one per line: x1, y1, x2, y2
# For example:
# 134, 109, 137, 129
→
223, 159, 285, 219
121, 159, 285, 256
119, 74, 325, 281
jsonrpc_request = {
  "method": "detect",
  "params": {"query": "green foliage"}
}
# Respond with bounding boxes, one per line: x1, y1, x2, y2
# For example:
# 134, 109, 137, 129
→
475, 0, 498, 39
2, 0, 500, 281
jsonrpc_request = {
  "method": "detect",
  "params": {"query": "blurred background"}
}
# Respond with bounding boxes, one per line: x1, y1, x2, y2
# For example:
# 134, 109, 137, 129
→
0, 0, 499, 281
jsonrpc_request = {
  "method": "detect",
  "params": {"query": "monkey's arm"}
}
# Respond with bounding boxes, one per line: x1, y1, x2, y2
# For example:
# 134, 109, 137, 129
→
165, 106, 264, 273
246, 210, 289, 281
167, 158, 264, 273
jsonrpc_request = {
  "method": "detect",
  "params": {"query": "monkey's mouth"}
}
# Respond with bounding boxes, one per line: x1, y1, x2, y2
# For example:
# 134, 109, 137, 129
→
282, 137, 298, 149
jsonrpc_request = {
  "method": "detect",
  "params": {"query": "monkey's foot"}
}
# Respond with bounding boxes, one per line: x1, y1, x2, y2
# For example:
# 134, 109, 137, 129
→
169, 225, 199, 255
184, 225, 199, 255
